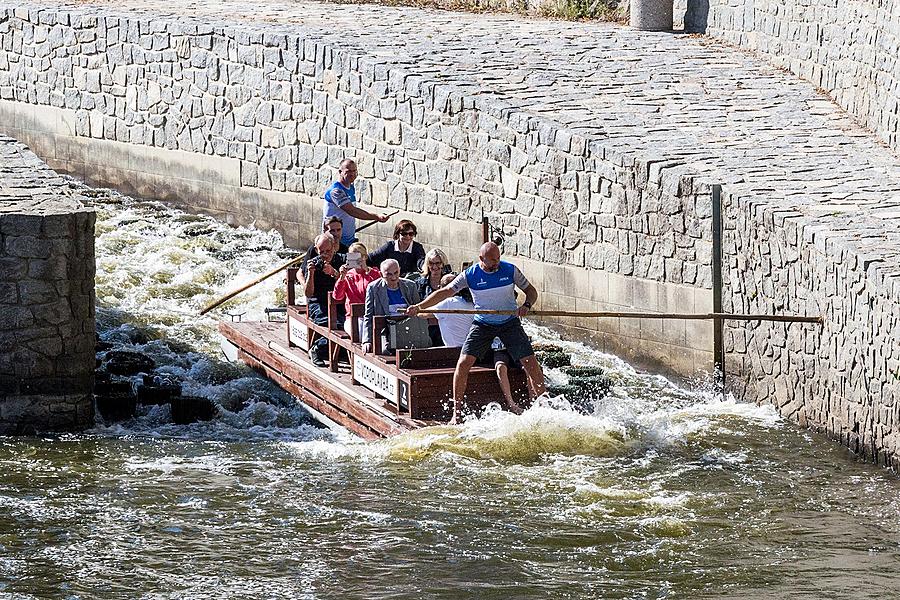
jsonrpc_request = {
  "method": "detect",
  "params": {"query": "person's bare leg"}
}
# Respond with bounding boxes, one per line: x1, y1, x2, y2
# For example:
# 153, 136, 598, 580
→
520, 355, 546, 399
451, 354, 477, 424
495, 362, 523, 414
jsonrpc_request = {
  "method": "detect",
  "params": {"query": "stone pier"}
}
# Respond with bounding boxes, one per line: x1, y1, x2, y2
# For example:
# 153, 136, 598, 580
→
0, 135, 95, 434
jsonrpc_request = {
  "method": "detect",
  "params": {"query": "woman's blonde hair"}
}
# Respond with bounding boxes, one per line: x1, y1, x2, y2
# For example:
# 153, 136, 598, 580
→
348, 242, 368, 266
420, 248, 449, 277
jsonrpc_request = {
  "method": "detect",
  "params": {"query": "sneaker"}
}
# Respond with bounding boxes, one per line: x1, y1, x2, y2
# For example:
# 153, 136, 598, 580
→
308, 347, 326, 368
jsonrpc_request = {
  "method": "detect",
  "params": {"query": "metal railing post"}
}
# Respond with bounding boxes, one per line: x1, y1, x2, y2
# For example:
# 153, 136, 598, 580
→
712, 184, 725, 392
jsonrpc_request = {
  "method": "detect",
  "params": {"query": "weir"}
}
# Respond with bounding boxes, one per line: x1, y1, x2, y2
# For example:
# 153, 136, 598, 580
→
0, 0, 898, 466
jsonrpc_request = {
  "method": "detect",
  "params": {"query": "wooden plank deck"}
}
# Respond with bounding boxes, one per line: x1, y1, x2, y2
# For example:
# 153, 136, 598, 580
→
220, 321, 432, 438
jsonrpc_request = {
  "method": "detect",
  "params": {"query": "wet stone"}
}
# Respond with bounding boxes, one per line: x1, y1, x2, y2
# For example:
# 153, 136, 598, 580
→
170, 395, 217, 424
102, 350, 156, 376
94, 380, 138, 422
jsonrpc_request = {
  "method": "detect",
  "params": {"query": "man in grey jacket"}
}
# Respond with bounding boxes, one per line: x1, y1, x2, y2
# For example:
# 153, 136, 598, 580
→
362, 259, 421, 354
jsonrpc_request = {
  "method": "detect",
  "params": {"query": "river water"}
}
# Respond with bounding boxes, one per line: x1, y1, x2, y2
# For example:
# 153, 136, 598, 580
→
2, 183, 900, 599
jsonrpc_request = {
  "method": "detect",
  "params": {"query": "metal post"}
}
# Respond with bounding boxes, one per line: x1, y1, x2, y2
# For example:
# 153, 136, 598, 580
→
481, 216, 490, 245
712, 184, 725, 392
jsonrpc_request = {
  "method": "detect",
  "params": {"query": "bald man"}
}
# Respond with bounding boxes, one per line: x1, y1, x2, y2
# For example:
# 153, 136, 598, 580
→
407, 242, 545, 423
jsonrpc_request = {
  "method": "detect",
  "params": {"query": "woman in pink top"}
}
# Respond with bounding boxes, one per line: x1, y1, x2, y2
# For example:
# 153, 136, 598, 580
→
333, 242, 382, 336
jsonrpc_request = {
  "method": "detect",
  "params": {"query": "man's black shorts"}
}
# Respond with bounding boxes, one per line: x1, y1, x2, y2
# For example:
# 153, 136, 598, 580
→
461, 318, 534, 362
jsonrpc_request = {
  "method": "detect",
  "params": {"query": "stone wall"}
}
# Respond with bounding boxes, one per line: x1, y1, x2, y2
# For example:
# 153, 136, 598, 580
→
722, 189, 900, 469
0, 135, 96, 434
0, 3, 716, 377
677, 0, 900, 155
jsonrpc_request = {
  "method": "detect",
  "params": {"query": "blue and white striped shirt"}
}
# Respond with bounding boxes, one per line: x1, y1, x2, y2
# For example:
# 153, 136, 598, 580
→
449, 261, 530, 325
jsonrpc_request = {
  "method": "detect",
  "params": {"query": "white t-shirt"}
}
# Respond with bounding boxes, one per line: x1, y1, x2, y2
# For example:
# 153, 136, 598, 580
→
433, 296, 475, 348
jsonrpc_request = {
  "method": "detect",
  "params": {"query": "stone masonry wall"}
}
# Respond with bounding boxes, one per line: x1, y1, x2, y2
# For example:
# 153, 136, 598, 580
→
0, 6, 712, 288
0, 135, 95, 434
679, 0, 900, 154
722, 189, 900, 469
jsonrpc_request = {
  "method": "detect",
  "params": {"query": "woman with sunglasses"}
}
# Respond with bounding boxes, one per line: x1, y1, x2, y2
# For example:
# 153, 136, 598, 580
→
366, 219, 426, 278
416, 248, 453, 346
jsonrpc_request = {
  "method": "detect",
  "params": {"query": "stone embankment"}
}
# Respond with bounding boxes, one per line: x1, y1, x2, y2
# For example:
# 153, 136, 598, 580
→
0, 0, 898, 465
0, 135, 96, 434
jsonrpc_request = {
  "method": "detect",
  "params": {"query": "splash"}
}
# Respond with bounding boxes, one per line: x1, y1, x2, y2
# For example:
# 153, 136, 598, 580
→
76, 180, 324, 440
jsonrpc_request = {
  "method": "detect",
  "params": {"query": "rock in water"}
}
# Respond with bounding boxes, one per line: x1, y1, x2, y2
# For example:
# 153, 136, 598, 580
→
94, 380, 138, 422
103, 351, 156, 375
170, 396, 217, 425
136, 374, 182, 405
535, 350, 571, 369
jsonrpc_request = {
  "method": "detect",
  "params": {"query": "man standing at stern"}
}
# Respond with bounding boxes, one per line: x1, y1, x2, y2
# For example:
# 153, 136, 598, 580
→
406, 242, 546, 423
324, 158, 389, 247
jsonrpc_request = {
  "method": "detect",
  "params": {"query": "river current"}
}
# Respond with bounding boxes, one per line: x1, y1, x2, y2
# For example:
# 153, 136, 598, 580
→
2, 183, 899, 599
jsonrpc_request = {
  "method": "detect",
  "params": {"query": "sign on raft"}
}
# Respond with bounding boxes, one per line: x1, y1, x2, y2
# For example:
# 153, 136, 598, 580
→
354, 356, 399, 404
288, 316, 309, 351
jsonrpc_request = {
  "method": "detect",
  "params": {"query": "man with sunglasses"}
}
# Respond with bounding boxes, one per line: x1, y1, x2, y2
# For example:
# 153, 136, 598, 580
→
323, 158, 390, 246
366, 219, 426, 278
406, 242, 546, 423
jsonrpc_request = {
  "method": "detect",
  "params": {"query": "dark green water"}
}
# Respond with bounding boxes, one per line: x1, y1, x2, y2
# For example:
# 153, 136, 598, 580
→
1, 186, 898, 599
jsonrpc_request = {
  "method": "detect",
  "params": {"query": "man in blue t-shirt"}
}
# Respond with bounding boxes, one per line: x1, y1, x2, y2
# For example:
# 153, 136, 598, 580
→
407, 242, 546, 423
323, 158, 389, 246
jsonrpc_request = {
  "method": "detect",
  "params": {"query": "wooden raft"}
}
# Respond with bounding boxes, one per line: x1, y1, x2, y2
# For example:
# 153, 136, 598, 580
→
219, 299, 529, 439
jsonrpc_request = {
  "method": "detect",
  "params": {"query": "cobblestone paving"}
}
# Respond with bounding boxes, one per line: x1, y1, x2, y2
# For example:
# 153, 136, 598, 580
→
0, 134, 84, 213
30, 0, 900, 271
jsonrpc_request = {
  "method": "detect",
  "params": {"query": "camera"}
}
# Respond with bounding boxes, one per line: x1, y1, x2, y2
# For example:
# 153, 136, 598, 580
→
309, 256, 325, 270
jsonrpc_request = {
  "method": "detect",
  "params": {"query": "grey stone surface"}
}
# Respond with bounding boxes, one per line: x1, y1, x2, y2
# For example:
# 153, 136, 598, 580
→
0, 0, 898, 460
0, 134, 95, 433
673, 0, 900, 155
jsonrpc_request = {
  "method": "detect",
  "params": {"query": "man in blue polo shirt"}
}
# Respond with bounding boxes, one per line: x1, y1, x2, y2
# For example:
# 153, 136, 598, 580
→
323, 158, 389, 246
407, 242, 546, 423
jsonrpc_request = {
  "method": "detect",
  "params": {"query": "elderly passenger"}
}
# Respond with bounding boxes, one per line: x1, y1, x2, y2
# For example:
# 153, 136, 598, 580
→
298, 216, 349, 287
362, 258, 421, 354
416, 248, 453, 346
303, 232, 345, 367
415, 248, 452, 300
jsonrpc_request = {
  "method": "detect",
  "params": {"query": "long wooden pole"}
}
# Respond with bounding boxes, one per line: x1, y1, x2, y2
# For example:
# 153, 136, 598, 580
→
199, 254, 305, 315
200, 209, 402, 316
411, 308, 823, 324
355, 209, 400, 234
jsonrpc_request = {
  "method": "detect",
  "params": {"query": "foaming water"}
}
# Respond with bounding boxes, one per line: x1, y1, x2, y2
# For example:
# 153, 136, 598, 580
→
3, 181, 900, 598
77, 182, 328, 441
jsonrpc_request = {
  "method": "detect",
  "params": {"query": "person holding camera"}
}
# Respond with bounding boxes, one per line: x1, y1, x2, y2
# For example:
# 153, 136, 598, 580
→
303, 232, 345, 367
298, 217, 348, 287
333, 243, 382, 337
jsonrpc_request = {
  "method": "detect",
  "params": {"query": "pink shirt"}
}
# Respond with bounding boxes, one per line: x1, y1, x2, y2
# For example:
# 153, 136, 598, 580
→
333, 267, 382, 311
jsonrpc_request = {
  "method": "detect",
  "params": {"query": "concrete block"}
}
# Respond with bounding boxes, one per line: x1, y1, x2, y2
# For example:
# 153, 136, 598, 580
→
609, 273, 634, 307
